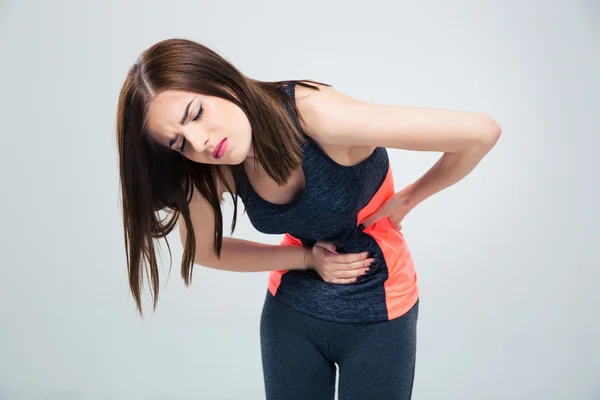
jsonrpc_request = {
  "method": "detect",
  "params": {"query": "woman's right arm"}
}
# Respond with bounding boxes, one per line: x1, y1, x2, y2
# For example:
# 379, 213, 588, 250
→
179, 182, 373, 282
199, 236, 309, 272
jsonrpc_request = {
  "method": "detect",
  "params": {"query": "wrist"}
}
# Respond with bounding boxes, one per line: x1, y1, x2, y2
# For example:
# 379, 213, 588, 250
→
303, 247, 313, 270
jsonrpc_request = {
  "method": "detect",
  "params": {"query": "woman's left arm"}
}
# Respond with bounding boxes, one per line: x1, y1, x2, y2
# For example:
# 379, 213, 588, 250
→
299, 85, 502, 227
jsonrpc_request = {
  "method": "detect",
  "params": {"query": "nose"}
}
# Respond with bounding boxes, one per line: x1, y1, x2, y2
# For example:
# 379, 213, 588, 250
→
186, 129, 210, 153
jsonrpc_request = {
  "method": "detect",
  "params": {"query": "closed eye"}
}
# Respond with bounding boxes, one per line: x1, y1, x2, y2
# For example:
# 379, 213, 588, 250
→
168, 135, 186, 152
193, 104, 204, 121
169, 105, 203, 152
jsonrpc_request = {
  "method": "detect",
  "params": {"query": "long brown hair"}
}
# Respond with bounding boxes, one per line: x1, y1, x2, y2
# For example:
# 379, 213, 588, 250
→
116, 38, 329, 316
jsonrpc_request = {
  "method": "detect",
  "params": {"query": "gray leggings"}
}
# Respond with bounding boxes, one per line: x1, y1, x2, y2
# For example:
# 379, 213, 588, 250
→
259, 292, 419, 400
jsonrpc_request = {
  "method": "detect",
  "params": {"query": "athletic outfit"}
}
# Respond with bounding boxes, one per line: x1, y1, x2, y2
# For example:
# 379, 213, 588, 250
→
235, 82, 419, 399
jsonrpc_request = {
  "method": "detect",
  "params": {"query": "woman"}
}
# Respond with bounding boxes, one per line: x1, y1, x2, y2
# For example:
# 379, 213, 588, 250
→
116, 38, 501, 399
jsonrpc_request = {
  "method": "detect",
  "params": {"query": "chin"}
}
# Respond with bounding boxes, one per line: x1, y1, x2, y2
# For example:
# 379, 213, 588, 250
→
222, 149, 245, 165
232, 153, 250, 165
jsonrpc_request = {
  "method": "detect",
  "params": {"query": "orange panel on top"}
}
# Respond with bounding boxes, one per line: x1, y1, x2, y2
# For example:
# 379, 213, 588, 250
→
269, 233, 301, 295
357, 164, 419, 319
270, 164, 418, 320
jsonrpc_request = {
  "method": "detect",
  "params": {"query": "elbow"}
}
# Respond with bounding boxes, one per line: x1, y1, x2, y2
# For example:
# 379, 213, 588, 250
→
456, 114, 501, 153
464, 113, 501, 151
480, 114, 502, 147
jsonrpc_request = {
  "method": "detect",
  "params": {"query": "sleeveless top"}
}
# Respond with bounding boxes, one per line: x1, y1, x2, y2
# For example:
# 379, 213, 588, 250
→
235, 81, 418, 323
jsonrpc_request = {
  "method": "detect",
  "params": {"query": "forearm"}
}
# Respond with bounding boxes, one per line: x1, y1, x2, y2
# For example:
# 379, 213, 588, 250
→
405, 141, 497, 208
198, 237, 309, 272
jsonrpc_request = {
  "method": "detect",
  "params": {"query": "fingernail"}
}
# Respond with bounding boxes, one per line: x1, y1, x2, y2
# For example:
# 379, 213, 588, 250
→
366, 267, 371, 272
358, 224, 365, 230
367, 252, 373, 258
336, 246, 345, 253
357, 276, 362, 281
370, 260, 376, 266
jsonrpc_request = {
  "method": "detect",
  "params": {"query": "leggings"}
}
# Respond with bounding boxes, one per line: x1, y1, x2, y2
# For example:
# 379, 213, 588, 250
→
260, 291, 419, 400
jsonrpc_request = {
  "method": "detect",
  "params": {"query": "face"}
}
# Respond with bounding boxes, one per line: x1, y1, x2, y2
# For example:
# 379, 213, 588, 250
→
145, 89, 253, 165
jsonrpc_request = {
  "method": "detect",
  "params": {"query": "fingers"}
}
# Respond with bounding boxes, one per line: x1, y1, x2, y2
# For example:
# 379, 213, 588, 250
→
329, 277, 360, 284
320, 264, 371, 283
332, 252, 373, 266
358, 214, 381, 230
327, 265, 371, 284
332, 266, 371, 279
336, 257, 375, 271
312, 242, 376, 284
315, 242, 370, 261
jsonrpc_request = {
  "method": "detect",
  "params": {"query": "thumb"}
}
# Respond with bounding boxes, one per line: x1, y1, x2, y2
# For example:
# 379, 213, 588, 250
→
314, 241, 337, 253
359, 212, 384, 230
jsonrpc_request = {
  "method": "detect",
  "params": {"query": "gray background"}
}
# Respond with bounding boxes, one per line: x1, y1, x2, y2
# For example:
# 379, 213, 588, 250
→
1, 0, 599, 399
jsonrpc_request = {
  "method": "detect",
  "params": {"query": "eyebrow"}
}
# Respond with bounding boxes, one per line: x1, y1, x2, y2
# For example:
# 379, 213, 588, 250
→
167, 97, 196, 148
180, 97, 196, 125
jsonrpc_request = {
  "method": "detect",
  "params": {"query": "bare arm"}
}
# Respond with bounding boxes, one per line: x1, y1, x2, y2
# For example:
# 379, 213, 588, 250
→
179, 182, 309, 272
401, 141, 495, 209
297, 84, 501, 209
178, 175, 372, 282
200, 236, 310, 272
298, 84, 501, 152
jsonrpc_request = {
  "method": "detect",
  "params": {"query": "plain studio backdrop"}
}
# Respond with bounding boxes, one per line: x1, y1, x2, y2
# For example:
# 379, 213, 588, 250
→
1, 0, 599, 399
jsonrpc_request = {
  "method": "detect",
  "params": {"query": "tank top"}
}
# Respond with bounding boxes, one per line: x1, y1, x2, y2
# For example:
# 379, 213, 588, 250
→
235, 81, 418, 323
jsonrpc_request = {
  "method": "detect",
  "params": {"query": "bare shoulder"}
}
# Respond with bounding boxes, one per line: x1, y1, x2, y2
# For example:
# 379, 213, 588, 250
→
293, 82, 377, 166
293, 82, 352, 139
294, 81, 502, 153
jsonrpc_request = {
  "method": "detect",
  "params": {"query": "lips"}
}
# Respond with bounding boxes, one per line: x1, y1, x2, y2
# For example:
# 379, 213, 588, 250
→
212, 138, 227, 158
